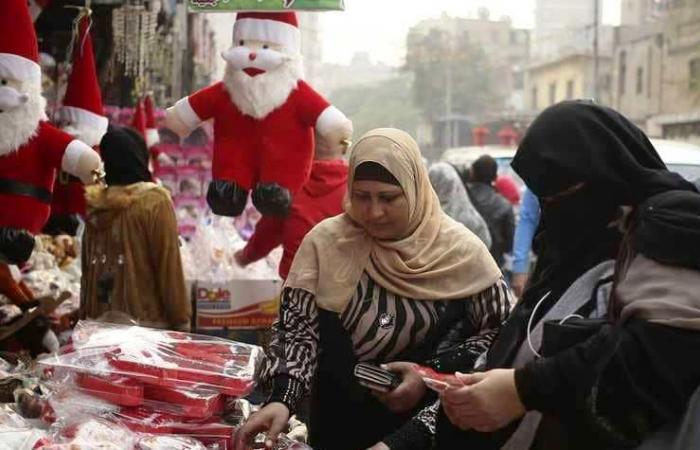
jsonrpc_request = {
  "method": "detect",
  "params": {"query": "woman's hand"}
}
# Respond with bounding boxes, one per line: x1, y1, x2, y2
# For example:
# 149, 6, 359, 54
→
233, 402, 290, 450
440, 369, 525, 432
372, 362, 426, 414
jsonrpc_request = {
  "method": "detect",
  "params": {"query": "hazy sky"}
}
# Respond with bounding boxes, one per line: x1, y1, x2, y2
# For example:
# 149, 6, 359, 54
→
319, 0, 622, 66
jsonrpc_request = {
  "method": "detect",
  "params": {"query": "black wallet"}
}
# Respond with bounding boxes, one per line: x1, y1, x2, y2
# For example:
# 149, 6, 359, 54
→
354, 363, 401, 393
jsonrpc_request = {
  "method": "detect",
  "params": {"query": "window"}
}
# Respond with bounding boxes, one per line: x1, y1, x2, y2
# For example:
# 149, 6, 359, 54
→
619, 51, 627, 95
636, 66, 644, 94
690, 58, 700, 91
532, 86, 538, 109
566, 79, 575, 99
549, 82, 557, 105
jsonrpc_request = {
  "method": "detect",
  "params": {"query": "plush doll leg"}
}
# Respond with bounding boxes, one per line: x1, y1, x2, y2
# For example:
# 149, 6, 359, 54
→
209, 136, 259, 217
0, 228, 35, 265
252, 182, 292, 217
254, 131, 314, 217
206, 180, 249, 217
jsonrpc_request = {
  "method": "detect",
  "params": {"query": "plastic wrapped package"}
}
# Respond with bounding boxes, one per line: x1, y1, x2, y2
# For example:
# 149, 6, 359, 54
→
0, 405, 50, 450
175, 197, 208, 240
39, 321, 261, 398
177, 166, 204, 197
158, 166, 178, 196
42, 418, 137, 449
135, 434, 208, 450
115, 407, 234, 449
39, 417, 216, 450
182, 216, 282, 283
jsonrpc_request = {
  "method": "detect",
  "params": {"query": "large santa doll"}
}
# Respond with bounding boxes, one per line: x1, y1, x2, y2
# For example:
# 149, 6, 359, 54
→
165, 12, 352, 217
46, 13, 109, 236
0, 0, 101, 264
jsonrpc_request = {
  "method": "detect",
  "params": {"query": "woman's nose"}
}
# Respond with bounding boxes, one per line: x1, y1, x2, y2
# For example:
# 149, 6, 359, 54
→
368, 201, 384, 220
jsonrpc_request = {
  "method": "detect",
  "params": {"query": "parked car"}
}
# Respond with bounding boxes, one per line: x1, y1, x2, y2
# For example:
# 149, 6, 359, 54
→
441, 139, 700, 190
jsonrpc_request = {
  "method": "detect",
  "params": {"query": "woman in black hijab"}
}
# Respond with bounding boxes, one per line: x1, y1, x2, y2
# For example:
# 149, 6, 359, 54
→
434, 101, 700, 449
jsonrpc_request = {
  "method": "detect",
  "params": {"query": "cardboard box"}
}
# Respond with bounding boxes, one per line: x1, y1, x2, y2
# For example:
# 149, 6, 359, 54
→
194, 279, 281, 331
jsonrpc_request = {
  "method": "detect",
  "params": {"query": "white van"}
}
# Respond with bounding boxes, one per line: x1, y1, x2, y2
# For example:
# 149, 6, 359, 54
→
440, 139, 700, 189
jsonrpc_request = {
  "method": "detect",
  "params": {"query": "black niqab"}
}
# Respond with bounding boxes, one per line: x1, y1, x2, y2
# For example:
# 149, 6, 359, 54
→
511, 100, 694, 202
100, 126, 153, 186
488, 101, 696, 369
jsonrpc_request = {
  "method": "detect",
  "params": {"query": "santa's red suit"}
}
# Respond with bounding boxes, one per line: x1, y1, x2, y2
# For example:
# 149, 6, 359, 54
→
47, 13, 107, 235
175, 79, 329, 193
0, 0, 100, 263
167, 12, 351, 218
0, 122, 87, 234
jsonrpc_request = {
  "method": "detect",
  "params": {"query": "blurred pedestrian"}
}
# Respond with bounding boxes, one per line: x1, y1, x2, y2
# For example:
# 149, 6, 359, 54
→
467, 155, 515, 268
428, 162, 492, 248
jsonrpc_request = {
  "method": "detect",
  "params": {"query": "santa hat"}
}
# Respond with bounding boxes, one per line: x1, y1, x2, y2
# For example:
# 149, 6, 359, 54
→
28, 0, 52, 22
233, 12, 301, 55
55, 15, 108, 147
144, 94, 160, 148
131, 99, 147, 138
0, 0, 41, 83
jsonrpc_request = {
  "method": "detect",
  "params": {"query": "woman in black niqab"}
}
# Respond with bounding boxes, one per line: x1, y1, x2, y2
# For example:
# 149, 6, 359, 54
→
435, 101, 700, 450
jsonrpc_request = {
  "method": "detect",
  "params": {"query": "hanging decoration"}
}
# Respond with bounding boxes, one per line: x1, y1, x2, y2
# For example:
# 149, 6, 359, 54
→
111, 2, 158, 87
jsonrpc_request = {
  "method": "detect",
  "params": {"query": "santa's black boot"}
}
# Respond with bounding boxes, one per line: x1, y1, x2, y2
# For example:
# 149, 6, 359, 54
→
206, 180, 249, 217
252, 183, 292, 217
0, 228, 35, 265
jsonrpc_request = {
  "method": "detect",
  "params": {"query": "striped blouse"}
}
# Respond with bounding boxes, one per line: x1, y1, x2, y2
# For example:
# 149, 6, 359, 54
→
263, 273, 512, 449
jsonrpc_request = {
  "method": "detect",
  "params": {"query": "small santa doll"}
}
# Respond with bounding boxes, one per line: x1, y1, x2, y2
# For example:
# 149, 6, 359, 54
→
0, 0, 101, 264
47, 13, 108, 236
166, 12, 352, 217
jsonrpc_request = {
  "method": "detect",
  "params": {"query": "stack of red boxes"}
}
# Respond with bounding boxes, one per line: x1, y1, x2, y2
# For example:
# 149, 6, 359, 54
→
38, 321, 262, 449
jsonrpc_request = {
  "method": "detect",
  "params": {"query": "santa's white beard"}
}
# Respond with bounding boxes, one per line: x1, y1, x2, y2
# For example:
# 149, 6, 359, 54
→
223, 56, 304, 120
0, 82, 46, 156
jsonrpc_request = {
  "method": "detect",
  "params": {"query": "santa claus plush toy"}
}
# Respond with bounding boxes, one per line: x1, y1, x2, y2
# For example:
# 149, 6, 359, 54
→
166, 12, 352, 217
0, 0, 101, 263
47, 13, 108, 236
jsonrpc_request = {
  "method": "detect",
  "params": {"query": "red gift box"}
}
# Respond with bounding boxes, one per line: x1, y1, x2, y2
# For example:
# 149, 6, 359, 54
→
143, 384, 223, 419
76, 373, 144, 407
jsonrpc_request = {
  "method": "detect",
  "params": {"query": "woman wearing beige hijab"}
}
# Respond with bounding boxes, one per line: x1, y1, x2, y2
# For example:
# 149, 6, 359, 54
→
234, 129, 511, 450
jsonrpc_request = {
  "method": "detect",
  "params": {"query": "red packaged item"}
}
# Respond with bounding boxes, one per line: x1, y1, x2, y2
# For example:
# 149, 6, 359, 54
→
413, 366, 463, 393
143, 384, 223, 419
39, 321, 262, 397
136, 434, 208, 450
76, 373, 144, 407
53, 418, 137, 449
117, 407, 235, 449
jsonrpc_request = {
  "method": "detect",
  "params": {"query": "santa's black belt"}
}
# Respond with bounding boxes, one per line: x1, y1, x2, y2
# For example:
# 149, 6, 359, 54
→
0, 178, 52, 204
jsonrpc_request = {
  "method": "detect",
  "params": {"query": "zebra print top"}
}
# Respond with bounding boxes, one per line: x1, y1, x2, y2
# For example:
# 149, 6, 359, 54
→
263, 273, 512, 450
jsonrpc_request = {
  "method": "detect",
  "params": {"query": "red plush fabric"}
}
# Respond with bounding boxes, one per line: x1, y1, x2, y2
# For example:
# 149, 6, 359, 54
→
0, 122, 74, 233
50, 177, 86, 216
242, 159, 348, 278
62, 17, 103, 116
187, 80, 329, 193
495, 175, 521, 205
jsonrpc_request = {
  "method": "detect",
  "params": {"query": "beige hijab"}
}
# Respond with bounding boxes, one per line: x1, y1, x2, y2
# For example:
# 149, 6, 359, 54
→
285, 128, 502, 313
